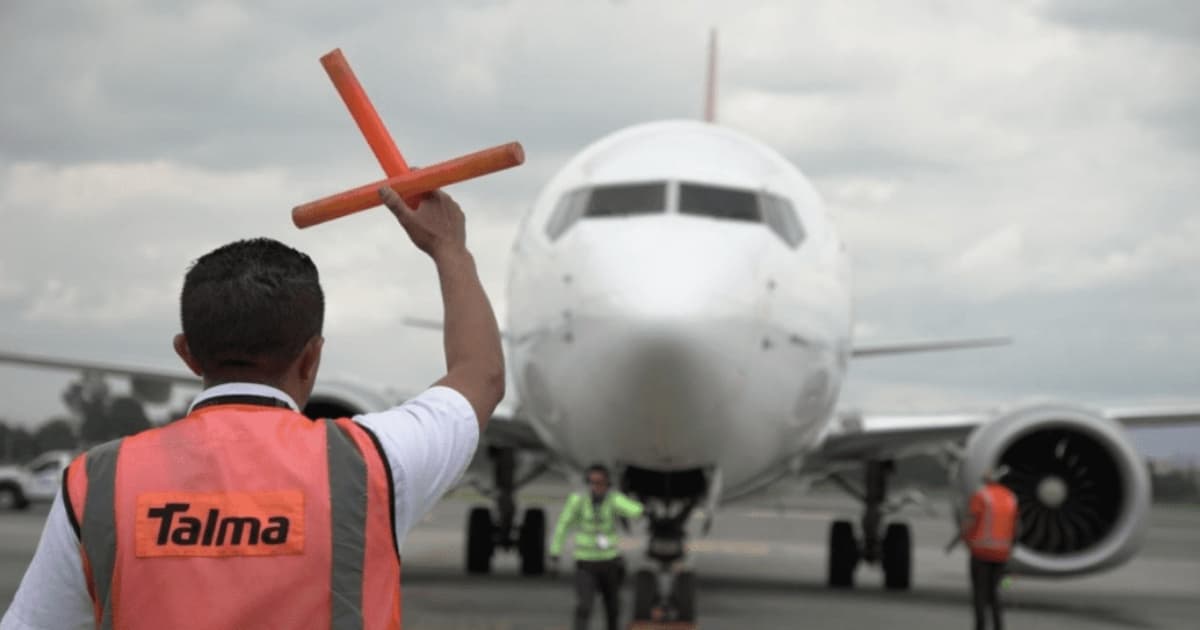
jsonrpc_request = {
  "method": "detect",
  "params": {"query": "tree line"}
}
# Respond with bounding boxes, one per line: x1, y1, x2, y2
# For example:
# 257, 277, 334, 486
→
0, 373, 170, 463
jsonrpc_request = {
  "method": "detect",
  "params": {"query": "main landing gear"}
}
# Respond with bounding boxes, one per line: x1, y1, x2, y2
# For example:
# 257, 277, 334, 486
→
827, 460, 912, 590
465, 447, 550, 576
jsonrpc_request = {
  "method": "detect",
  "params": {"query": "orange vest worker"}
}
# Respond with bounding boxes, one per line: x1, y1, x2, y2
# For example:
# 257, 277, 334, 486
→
63, 396, 401, 630
963, 482, 1018, 563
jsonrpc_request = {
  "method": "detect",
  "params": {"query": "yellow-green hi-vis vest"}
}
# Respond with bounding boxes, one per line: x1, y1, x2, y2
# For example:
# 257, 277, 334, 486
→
550, 491, 644, 561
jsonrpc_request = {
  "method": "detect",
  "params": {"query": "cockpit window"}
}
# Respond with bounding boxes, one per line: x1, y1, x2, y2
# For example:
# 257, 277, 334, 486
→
545, 180, 805, 248
545, 189, 589, 241
679, 183, 760, 222
761, 193, 805, 248
584, 182, 667, 217
545, 182, 667, 241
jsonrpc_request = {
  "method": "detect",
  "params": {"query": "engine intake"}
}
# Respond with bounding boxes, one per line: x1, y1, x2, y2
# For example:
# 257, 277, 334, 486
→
958, 403, 1150, 576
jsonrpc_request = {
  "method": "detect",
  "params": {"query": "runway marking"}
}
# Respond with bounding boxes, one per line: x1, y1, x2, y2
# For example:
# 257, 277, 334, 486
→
740, 509, 840, 521
610, 538, 773, 556
686, 539, 772, 556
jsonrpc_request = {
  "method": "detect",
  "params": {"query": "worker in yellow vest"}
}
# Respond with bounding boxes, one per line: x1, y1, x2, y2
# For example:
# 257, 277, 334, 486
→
2, 189, 503, 629
550, 464, 644, 630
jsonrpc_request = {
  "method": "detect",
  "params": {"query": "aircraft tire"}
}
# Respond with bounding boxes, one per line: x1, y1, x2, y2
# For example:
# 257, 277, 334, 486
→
518, 507, 546, 576
882, 522, 912, 590
632, 569, 658, 621
672, 570, 697, 621
466, 506, 495, 574
828, 519, 858, 588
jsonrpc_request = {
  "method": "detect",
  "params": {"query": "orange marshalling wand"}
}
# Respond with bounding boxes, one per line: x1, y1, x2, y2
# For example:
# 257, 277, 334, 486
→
319, 49, 411, 178
293, 143, 524, 229
294, 48, 524, 229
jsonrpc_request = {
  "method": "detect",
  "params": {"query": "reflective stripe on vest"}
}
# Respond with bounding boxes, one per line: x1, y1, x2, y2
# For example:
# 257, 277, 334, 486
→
79, 439, 121, 629
64, 405, 400, 629
326, 419, 368, 629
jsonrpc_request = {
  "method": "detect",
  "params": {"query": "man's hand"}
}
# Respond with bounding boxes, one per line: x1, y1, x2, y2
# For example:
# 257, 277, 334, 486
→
378, 187, 467, 259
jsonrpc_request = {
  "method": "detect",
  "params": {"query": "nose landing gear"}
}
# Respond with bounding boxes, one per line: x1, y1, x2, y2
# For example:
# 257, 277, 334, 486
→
631, 498, 698, 628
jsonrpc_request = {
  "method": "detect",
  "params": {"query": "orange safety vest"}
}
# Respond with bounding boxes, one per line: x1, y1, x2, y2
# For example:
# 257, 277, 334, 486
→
62, 396, 401, 630
963, 482, 1018, 562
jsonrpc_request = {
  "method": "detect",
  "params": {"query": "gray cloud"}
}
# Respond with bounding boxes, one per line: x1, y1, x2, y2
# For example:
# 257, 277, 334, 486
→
1042, 0, 1200, 41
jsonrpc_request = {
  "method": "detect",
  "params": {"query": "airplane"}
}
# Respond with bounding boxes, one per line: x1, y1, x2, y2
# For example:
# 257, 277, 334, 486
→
2, 31, 1198, 624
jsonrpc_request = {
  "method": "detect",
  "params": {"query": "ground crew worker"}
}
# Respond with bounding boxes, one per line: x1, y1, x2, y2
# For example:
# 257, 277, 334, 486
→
961, 468, 1019, 630
0, 188, 504, 630
550, 464, 644, 630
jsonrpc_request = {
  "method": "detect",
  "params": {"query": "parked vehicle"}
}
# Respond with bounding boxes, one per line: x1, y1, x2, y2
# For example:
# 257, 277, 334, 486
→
0, 450, 75, 510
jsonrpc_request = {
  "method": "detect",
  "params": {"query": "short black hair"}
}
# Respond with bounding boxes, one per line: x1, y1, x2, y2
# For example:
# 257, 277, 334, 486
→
180, 238, 324, 376
585, 464, 610, 482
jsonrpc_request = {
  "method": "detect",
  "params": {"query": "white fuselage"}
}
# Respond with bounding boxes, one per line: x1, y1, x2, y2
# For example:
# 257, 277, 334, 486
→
506, 120, 852, 498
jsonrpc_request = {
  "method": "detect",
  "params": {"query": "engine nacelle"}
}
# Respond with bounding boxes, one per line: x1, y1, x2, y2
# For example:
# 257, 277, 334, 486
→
304, 380, 396, 419
958, 403, 1150, 576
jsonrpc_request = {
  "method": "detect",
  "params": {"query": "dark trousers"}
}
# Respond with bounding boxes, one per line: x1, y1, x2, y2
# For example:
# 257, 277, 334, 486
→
970, 557, 1006, 630
574, 558, 622, 630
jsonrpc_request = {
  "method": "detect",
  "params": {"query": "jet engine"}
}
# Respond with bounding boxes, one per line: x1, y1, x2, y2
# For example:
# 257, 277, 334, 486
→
957, 403, 1150, 576
303, 381, 395, 419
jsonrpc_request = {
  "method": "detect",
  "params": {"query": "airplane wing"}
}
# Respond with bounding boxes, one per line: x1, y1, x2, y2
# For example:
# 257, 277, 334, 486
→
400, 317, 548, 450
0, 349, 200, 385
0, 348, 200, 405
815, 403, 1200, 462
850, 336, 1010, 358
0, 347, 550, 453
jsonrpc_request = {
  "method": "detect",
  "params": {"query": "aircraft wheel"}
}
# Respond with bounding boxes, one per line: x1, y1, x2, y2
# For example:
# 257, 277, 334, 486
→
882, 522, 912, 590
518, 507, 546, 576
466, 506, 495, 574
828, 519, 858, 588
632, 569, 659, 621
672, 570, 697, 621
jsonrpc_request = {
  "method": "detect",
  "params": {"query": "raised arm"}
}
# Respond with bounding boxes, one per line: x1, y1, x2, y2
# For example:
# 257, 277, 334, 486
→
612, 491, 645, 519
380, 188, 505, 429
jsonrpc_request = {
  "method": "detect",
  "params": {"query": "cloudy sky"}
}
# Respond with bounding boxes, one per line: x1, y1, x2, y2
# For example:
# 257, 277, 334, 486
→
1, 0, 1197, 456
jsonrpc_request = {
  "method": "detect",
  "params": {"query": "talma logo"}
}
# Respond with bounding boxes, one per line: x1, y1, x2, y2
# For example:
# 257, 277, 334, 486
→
135, 491, 305, 558
147, 503, 290, 546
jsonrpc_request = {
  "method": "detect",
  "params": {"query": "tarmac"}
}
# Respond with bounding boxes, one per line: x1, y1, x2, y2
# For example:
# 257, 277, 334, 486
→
2, 478, 1198, 629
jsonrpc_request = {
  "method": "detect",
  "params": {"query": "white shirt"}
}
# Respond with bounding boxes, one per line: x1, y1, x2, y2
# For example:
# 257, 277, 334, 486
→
1, 383, 479, 630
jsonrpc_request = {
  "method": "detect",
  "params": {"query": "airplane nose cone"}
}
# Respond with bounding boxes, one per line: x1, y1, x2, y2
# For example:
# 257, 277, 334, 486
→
568, 320, 744, 469
551, 219, 773, 468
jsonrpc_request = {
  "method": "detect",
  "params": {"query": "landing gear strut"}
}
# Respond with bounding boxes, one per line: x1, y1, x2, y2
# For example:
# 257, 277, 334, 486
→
826, 460, 912, 590
465, 447, 548, 576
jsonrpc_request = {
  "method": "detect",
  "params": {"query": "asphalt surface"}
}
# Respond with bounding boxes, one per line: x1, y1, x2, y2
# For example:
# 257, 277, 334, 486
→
2, 480, 1198, 629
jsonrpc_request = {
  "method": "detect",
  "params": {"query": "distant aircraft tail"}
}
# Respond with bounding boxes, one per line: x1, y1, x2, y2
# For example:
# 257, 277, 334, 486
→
704, 29, 718, 123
